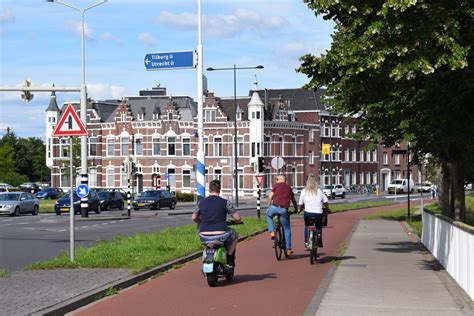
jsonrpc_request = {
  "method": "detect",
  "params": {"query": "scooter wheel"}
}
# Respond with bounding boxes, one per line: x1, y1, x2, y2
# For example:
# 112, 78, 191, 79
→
206, 273, 218, 287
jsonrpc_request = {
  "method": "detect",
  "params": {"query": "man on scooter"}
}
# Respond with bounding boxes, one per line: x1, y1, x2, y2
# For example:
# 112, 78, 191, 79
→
192, 179, 241, 267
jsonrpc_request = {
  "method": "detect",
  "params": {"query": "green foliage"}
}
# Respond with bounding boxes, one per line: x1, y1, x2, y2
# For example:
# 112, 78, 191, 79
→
176, 192, 194, 202
0, 269, 7, 278
0, 130, 50, 185
26, 217, 267, 274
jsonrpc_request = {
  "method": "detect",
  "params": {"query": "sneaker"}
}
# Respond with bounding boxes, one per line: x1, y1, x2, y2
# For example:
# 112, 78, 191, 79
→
270, 231, 275, 240
286, 249, 294, 256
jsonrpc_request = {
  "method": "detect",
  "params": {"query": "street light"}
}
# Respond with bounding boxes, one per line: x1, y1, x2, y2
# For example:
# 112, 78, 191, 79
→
206, 65, 264, 206
47, 0, 107, 177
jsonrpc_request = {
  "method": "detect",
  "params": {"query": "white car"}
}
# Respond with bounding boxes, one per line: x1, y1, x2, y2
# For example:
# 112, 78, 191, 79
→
322, 184, 345, 199
415, 182, 432, 193
388, 179, 415, 194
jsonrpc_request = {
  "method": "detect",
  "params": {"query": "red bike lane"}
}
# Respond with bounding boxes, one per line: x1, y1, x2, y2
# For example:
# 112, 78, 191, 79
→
75, 203, 417, 316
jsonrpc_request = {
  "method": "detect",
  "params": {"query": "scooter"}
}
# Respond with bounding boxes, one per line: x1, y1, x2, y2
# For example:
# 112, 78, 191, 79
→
201, 220, 242, 287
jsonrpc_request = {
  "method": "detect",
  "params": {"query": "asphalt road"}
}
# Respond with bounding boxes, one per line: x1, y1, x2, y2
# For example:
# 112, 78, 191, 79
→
0, 193, 424, 271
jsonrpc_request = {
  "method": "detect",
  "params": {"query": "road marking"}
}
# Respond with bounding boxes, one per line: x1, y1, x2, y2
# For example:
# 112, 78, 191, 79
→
19, 222, 30, 225
0, 224, 12, 227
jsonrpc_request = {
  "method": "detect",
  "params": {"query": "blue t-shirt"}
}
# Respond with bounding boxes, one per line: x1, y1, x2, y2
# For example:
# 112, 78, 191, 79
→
195, 195, 235, 232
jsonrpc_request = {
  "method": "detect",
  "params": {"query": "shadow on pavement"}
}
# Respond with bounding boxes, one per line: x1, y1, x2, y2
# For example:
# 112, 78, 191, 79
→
318, 255, 356, 264
418, 258, 444, 271
222, 273, 277, 285
373, 241, 419, 253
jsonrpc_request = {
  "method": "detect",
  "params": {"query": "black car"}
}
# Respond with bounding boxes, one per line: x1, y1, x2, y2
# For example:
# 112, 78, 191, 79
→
132, 190, 177, 210
35, 187, 63, 200
98, 191, 124, 211
19, 183, 40, 193
54, 190, 101, 215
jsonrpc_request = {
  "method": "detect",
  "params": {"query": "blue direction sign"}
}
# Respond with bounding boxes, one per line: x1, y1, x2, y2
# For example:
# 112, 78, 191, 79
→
76, 184, 89, 198
144, 50, 196, 71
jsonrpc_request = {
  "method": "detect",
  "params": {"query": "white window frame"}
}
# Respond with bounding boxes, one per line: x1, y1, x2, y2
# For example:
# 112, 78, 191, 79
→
383, 152, 388, 164
205, 109, 216, 122
152, 137, 160, 156
106, 167, 115, 187
107, 137, 115, 157
182, 138, 191, 156
167, 136, 176, 156
121, 137, 129, 156
214, 137, 222, 156
135, 137, 143, 156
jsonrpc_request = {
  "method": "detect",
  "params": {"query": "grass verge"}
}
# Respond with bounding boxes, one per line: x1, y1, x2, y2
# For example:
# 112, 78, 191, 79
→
26, 217, 267, 274
424, 194, 474, 226
366, 207, 422, 236
39, 199, 56, 213
0, 269, 7, 278
330, 200, 394, 213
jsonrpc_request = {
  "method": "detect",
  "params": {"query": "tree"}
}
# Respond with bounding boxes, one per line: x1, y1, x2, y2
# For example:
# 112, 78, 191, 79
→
298, 0, 473, 221
0, 142, 28, 186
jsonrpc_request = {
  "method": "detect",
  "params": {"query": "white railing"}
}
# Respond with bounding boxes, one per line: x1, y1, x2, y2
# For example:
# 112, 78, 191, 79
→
422, 210, 473, 300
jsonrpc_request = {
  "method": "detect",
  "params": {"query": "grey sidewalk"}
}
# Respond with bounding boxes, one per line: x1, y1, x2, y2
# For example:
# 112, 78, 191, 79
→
315, 220, 472, 315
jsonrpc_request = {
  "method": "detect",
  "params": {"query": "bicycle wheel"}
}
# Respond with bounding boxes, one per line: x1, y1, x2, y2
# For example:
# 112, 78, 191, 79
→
309, 231, 317, 264
274, 225, 283, 261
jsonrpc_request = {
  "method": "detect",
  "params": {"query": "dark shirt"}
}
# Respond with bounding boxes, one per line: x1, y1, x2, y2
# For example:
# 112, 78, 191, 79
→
271, 182, 294, 209
195, 195, 235, 233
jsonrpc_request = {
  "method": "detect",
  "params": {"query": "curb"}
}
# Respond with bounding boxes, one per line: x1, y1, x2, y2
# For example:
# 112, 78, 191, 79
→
34, 228, 267, 316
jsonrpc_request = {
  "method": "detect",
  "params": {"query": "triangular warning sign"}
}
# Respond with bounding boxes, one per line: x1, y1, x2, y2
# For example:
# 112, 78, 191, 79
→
52, 104, 88, 137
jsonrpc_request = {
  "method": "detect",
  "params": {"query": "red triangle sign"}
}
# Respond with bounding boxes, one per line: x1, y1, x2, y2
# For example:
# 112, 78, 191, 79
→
52, 104, 88, 137
255, 175, 264, 186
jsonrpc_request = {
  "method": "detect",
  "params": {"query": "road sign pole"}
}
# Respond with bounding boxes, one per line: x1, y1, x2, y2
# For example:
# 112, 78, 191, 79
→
257, 184, 261, 220
69, 137, 75, 262
80, 173, 88, 218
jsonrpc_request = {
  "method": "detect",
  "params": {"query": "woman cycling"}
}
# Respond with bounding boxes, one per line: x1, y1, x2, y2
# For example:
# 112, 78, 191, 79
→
298, 174, 330, 249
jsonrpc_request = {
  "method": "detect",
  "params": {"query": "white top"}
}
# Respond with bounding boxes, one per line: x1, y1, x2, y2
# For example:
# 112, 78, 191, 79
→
298, 188, 328, 214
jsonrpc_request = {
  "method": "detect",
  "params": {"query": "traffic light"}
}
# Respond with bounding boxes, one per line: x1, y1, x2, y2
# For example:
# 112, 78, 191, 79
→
131, 162, 137, 174
21, 79, 34, 102
121, 162, 125, 173
258, 157, 265, 172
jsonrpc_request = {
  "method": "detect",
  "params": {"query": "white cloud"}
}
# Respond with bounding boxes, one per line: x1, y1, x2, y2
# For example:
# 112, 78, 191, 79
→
281, 41, 322, 60
64, 20, 94, 40
0, 7, 15, 34
153, 9, 288, 38
87, 83, 126, 100
138, 32, 156, 47
101, 32, 122, 46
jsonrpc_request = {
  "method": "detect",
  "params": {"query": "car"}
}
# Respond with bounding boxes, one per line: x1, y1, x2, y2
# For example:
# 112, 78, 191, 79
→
54, 190, 101, 215
387, 179, 415, 194
35, 187, 63, 200
98, 191, 124, 211
19, 183, 41, 193
415, 182, 432, 193
322, 184, 345, 199
95, 188, 128, 200
132, 190, 177, 210
0, 192, 39, 216
0, 183, 13, 192
465, 183, 473, 190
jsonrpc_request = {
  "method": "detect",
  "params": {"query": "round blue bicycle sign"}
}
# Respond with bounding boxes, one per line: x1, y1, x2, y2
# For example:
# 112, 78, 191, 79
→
76, 184, 90, 198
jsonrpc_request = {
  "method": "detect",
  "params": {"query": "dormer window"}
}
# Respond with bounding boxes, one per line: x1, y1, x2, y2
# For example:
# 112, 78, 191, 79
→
137, 113, 144, 121
121, 113, 126, 122
237, 111, 242, 121
168, 112, 173, 120
153, 113, 159, 120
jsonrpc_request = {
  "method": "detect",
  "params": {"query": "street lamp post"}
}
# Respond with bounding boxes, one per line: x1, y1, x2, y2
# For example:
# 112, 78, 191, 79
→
206, 65, 264, 206
47, 0, 107, 177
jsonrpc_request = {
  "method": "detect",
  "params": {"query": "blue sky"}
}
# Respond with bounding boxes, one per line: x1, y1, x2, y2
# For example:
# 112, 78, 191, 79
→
0, 0, 334, 139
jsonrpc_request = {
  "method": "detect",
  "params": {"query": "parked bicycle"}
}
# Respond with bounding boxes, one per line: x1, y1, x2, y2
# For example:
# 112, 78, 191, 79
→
272, 214, 289, 260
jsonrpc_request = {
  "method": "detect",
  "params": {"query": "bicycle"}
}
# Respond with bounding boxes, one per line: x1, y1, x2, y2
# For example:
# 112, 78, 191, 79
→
272, 214, 289, 261
306, 217, 322, 264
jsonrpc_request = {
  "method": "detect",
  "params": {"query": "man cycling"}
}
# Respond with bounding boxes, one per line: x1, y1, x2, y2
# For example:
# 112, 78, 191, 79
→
266, 174, 298, 256
192, 179, 241, 267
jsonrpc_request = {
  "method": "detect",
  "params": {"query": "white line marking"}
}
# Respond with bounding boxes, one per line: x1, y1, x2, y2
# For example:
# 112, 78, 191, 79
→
19, 222, 29, 225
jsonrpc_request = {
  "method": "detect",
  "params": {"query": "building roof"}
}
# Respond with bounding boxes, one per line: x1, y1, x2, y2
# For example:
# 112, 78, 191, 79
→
256, 88, 327, 112
45, 91, 61, 112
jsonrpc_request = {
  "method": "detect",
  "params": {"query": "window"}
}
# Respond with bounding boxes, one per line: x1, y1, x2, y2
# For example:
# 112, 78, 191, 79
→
278, 136, 283, 156
359, 150, 364, 162
309, 129, 314, 142
137, 113, 144, 121
344, 125, 349, 135
332, 124, 338, 137
264, 136, 271, 156
121, 170, 128, 187
135, 137, 143, 156
324, 124, 329, 137
237, 137, 244, 156
89, 168, 97, 187
204, 137, 209, 156
121, 137, 129, 156
372, 172, 377, 185
205, 110, 216, 122
345, 149, 350, 162
121, 113, 126, 122
182, 170, 191, 188
292, 137, 297, 156
366, 172, 371, 185
394, 154, 400, 165
182, 138, 190, 156
366, 150, 371, 162
47, 138, 51, 159
214, 169, 222, 183
168, 112, 173, 120
352, 172, 356, 186
89, 137, 97, 156
238, 169, 244, 189
214, 137, 222, 156
395, 170, 401, 179
360, 172, 364, 184
256, 111, 261, 119
107, 138, 115, 156
383, 152, 388, 164
60, 168, 68, 187
61, 138, 69, 158
106, 167, 115, 187
352, 149, 356, 161
352, 125, 356, 134
309, 151, 314, 164
168, 136, 176, 156
153, 137, 160, 156
372, 150, 377, 162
